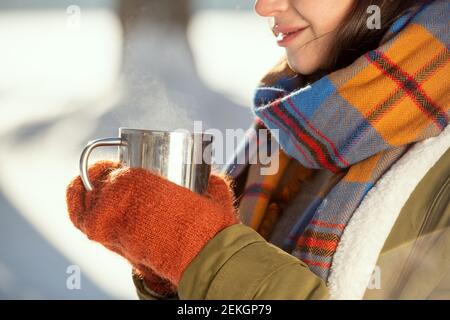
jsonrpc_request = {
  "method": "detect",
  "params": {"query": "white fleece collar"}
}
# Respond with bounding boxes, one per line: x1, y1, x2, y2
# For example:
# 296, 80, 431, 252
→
328, 124, 450, 300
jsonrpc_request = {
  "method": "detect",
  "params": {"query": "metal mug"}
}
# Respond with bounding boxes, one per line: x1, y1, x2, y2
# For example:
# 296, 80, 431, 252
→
79, 128, 214, 194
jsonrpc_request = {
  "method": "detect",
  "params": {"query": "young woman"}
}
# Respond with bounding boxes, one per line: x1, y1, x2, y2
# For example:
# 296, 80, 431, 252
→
67, 0, 450, 299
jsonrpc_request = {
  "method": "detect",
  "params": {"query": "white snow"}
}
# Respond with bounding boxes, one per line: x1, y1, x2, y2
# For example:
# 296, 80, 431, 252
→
0, 7, 282, 299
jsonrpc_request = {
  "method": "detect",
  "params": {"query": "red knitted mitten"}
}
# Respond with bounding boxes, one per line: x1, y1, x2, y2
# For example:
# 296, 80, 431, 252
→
66, 161, 239, 289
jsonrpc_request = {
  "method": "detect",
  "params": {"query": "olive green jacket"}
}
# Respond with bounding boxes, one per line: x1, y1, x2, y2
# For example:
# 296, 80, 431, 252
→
134, 146, 450, 300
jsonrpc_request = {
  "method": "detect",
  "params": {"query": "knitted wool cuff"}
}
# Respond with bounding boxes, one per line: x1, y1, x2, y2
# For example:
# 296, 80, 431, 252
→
66, 161, 240, 287
133, 266, 178, 298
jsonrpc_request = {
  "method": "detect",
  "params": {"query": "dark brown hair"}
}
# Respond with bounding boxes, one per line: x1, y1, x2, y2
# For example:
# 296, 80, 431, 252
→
323, 0, 427, 73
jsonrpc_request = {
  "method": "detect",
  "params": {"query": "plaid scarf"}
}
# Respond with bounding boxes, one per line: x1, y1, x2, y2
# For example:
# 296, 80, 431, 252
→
226, 0, 449, 281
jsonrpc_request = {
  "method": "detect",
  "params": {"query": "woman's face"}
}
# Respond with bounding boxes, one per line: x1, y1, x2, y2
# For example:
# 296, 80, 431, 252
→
254, 0, 355, 75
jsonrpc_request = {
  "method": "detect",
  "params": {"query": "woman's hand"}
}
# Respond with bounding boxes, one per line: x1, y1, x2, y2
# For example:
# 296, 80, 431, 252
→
66, 161, 240, 289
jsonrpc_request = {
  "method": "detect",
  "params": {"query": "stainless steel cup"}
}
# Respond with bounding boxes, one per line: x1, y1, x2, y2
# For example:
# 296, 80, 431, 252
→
79, 128, 214, 194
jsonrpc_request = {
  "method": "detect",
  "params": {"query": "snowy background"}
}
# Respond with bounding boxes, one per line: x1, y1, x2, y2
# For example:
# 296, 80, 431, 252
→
0, 0, 283, 299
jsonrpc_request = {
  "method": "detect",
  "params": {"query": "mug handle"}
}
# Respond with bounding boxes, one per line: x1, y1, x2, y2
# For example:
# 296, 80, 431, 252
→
79, 137, 123, 191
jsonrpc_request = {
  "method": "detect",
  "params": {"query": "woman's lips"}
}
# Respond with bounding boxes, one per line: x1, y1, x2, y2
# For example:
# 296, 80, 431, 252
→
274, 26, 308, 47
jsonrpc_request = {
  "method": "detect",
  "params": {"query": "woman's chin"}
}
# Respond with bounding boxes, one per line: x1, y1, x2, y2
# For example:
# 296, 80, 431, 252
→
287, 56, 322, 76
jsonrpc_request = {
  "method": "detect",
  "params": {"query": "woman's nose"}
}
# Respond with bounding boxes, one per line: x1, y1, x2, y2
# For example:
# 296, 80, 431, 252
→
254, 0, 289, 17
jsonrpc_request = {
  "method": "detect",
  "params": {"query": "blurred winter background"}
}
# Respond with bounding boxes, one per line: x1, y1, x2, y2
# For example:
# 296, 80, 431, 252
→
0, 0, 283, 299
